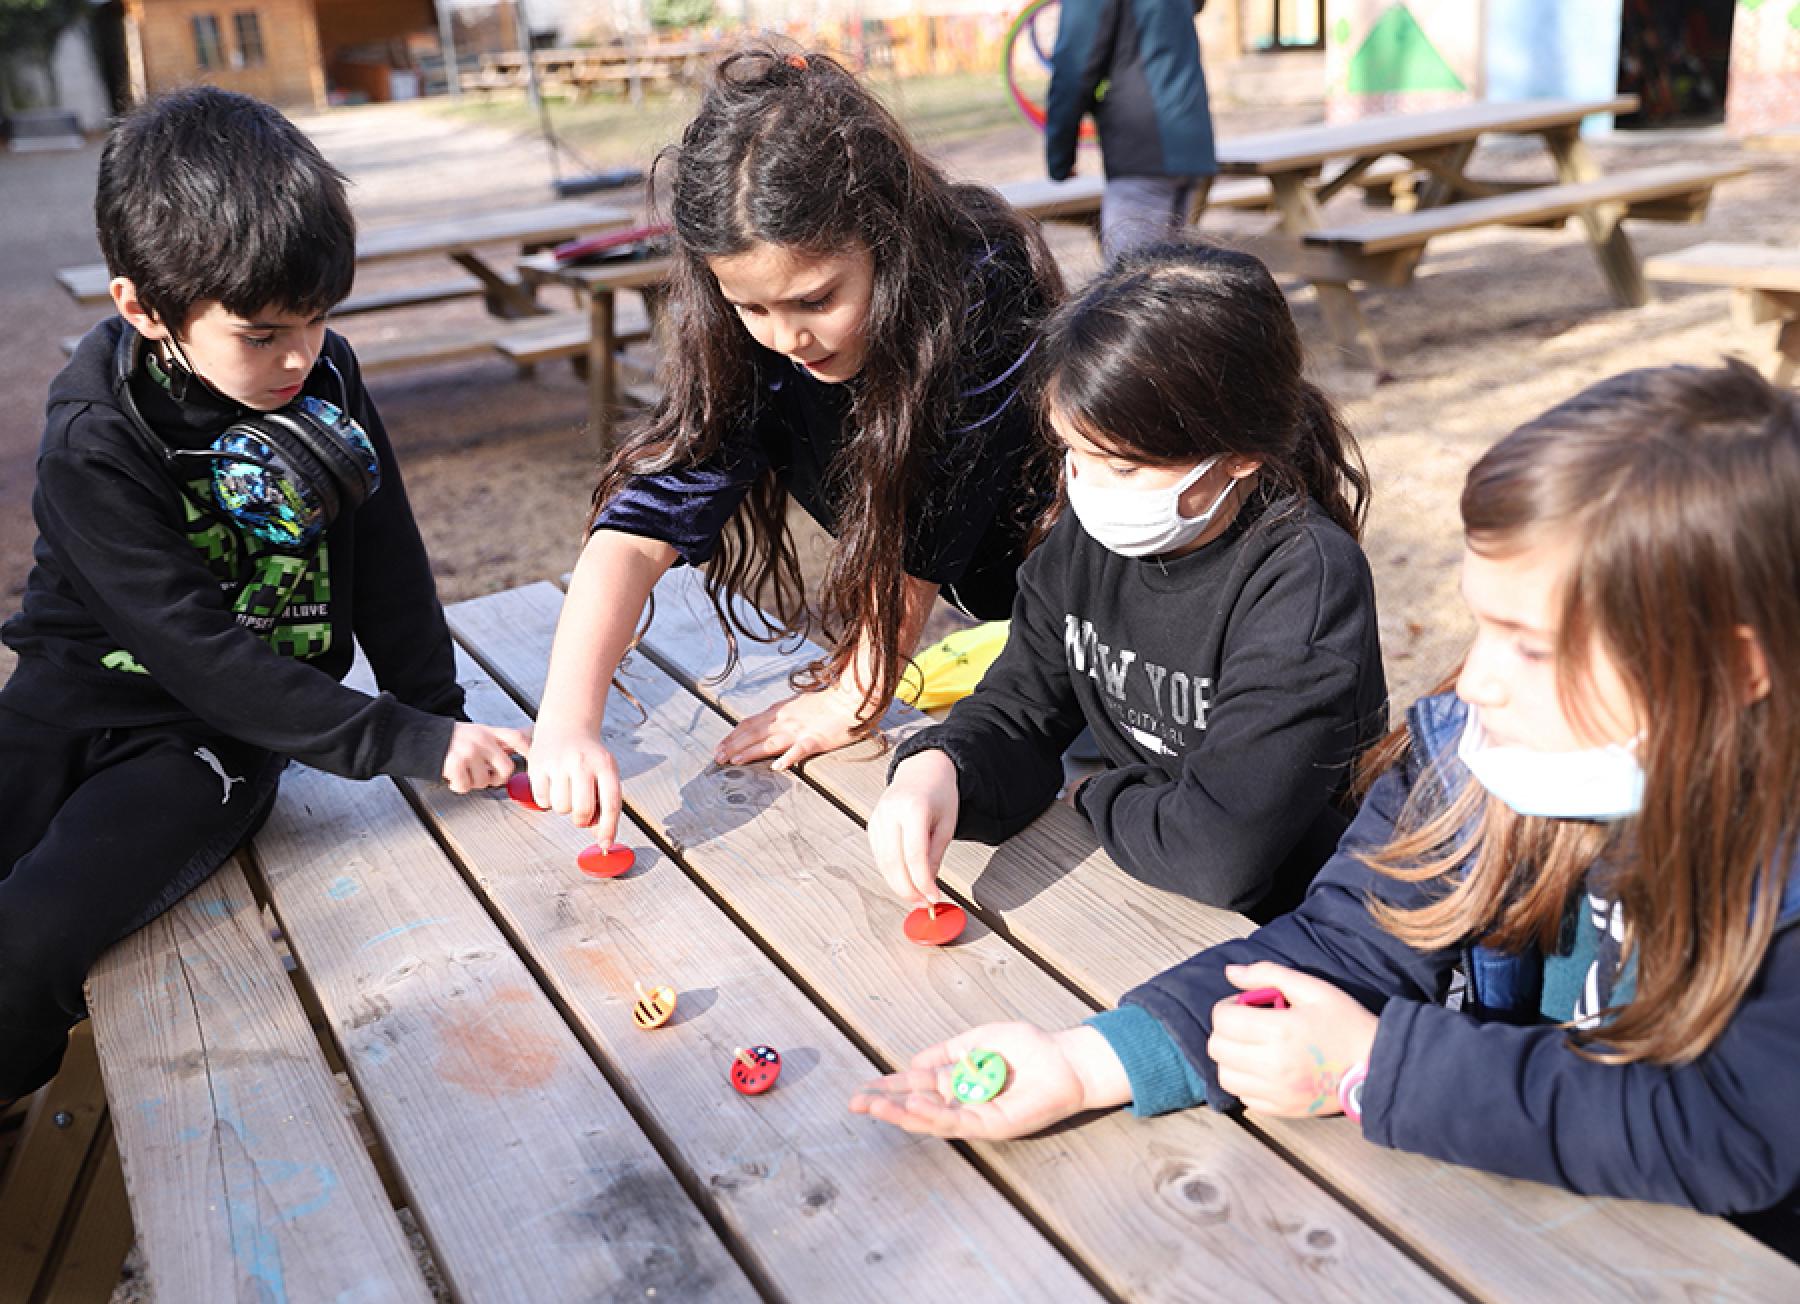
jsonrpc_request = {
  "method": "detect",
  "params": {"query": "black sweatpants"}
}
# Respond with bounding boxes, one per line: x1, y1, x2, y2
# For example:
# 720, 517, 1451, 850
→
0, 705, 284, 1098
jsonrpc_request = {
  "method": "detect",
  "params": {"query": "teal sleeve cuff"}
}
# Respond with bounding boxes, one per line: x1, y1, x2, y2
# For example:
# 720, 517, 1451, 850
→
1086, 1006, 1207, 1117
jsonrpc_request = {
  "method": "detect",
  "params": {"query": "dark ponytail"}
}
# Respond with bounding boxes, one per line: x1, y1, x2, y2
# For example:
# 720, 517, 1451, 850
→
1040, 241, 1369, 540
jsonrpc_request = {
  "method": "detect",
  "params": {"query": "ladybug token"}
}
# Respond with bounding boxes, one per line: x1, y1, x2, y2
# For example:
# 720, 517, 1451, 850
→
506, 772, 546, 810
1235, 987, 1289, 1009
903, 901, 966, 947
950, 1049, 1009, 1105
577, 843, 635, 879
730, 1045, 782, 1095
631, 982, 677, 1030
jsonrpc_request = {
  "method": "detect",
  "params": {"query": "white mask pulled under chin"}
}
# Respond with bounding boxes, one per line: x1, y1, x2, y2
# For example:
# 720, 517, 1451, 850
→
1455, 706, 1645, 822
1063, 453, 1235, 558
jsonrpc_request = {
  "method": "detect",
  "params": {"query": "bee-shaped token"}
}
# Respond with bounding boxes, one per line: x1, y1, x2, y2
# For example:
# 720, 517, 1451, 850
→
730, 1045, 782, 1095
950, 1049, 1008, 1105
632, 982, 677, 1030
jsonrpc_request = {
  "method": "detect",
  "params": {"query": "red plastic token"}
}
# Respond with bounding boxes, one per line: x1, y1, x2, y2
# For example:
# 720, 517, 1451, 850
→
730, 1045, 782, 1095
1235, 987, 1289, 1010
506, 772, 546, 810
903, 902, 967, 947
577, 843, 636, 879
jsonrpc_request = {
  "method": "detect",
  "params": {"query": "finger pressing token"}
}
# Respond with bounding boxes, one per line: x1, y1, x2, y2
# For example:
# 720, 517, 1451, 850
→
506, 772, 546, 810
950, 1049, 1009, 1104
577, 843, 635, 879
631, 982, 677, 1030
903, 901, 966, 946
730, 1045, 782, 1095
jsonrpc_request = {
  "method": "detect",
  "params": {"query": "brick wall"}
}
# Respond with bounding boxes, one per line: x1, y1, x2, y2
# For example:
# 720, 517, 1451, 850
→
124, 0, 325, 108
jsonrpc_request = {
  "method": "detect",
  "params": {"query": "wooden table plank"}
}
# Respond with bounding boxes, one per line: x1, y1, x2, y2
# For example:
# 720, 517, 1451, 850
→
450, 583, 1454, 1304
632, 567, 1800, 1302
249, 764, 759, 1302
1215, 97, 1638, 175
1645, 242, 1800, 296
87, 857, 433, 1303
354, 201, 630, 265
394, 649, 1103, 1302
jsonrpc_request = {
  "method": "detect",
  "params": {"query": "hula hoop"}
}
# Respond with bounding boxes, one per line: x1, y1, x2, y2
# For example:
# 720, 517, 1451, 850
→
1003, 0, 1097, 139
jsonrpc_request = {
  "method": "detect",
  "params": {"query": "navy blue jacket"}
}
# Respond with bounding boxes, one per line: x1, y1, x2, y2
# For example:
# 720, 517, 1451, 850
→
1045, 0, 1217, 182
1115, 691, 1800, 1215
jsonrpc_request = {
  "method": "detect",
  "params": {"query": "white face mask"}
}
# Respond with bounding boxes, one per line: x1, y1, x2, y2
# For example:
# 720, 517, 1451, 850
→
1456, 706, 1645, 822
1063, 453, 1235, 558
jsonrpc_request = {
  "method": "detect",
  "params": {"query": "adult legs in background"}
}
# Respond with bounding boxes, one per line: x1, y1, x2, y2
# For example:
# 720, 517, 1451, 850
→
1100, 176, 1197, 263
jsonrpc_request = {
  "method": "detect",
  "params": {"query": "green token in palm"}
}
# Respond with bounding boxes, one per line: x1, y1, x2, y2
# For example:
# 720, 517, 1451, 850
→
950, 1049, 1009, 1104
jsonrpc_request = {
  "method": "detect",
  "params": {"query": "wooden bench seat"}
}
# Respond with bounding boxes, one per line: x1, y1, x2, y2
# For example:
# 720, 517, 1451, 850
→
493, 295, 653, 367
52, 267, 516, 317
1000, 157, 1415, 227
1301, 162, 1745, 258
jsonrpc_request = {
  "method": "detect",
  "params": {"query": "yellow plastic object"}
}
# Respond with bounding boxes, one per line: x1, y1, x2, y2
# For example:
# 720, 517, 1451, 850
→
902, 621, 1011, 711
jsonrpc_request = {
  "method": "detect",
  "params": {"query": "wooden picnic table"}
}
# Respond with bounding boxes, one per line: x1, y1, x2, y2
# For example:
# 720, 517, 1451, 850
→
1210, 95, 1744, 371
511, 165, 1425, 445
50, 568, 1800, 1301
1646, 241, 1800, 386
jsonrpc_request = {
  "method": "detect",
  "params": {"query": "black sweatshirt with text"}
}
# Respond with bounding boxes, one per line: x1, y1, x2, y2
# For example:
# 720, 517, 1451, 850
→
0, 317, 463, 780
893, 496, 1388, 918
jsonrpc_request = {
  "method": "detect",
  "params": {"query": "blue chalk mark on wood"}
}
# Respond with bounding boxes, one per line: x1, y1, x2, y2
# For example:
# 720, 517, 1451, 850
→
326, 876, 361, 900
356, 918, 449, 951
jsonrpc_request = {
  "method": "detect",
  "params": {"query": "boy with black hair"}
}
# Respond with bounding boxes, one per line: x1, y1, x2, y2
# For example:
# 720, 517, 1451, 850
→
0, 87, 530, 1103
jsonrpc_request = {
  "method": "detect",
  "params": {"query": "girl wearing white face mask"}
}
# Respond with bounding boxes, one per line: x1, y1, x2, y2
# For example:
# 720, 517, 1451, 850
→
854, 363, 1800, 1262
870, 244, 1387, 922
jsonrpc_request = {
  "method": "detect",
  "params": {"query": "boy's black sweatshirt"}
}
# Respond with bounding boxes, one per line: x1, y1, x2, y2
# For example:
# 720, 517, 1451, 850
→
893, 497, 1388, 918
0, 317, 462, 780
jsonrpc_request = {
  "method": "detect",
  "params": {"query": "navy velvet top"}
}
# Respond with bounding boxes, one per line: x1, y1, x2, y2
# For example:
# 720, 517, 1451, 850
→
592, 232, 1052, 620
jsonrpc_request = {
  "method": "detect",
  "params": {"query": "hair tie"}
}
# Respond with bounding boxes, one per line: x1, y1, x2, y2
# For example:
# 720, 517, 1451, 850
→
786, 54, 808, 70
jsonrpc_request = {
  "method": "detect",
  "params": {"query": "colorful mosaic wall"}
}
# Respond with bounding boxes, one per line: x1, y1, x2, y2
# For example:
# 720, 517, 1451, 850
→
1725, 0, 1800, 134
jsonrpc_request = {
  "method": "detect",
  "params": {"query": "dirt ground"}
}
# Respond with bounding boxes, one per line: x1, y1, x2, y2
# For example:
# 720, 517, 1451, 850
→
4, 95, 1794, 716
0, 82, 1795, 1302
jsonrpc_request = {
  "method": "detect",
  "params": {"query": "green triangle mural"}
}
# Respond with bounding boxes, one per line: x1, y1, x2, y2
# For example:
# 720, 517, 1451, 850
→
1346, 4, 1468, 94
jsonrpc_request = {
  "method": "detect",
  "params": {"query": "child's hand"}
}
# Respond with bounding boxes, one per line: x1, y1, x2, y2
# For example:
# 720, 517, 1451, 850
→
849, 1023, 1130, 1141
868, 750, 959, 906
714, 682, 871, 772
1207, 962, 1379, 1117
527, 721, 625, 846
441, 723, 532, 795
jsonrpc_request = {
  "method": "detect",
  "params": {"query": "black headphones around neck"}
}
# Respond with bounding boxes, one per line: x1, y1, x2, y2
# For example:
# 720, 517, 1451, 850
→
114, 326, 381, 550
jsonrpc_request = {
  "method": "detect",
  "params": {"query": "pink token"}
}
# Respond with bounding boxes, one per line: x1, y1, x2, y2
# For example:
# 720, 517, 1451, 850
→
903, 902, 966, 947
506, 772, 546, 810
577, 843, 635, 879
1236, 987, 1289, 1009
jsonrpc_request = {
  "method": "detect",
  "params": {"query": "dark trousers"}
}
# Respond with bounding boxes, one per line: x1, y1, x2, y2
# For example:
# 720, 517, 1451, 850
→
0, 705, 283, 1098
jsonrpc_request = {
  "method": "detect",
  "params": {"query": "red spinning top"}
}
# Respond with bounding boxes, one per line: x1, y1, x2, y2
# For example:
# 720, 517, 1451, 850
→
729, 1045, 782, 1095
506, 772, 546, 810
903, 901, 966, 946
577, 843, 635, 879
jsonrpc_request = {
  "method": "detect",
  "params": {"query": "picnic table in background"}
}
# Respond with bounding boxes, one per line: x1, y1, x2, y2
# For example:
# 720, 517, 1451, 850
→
470, 41, 721, 103
1212, 95, 1746, 372
513, 164, 1427, 446
20, 568, 1797, 1300
54, 201, 633, 377
1647, 242, 1800, 386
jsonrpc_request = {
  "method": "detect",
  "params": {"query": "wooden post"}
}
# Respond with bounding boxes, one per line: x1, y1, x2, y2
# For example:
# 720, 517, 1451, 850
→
1266, 171, 1390, 375
1543, 127, 1649, 308
588, 285, 618, 448
436, 0, 461, 100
